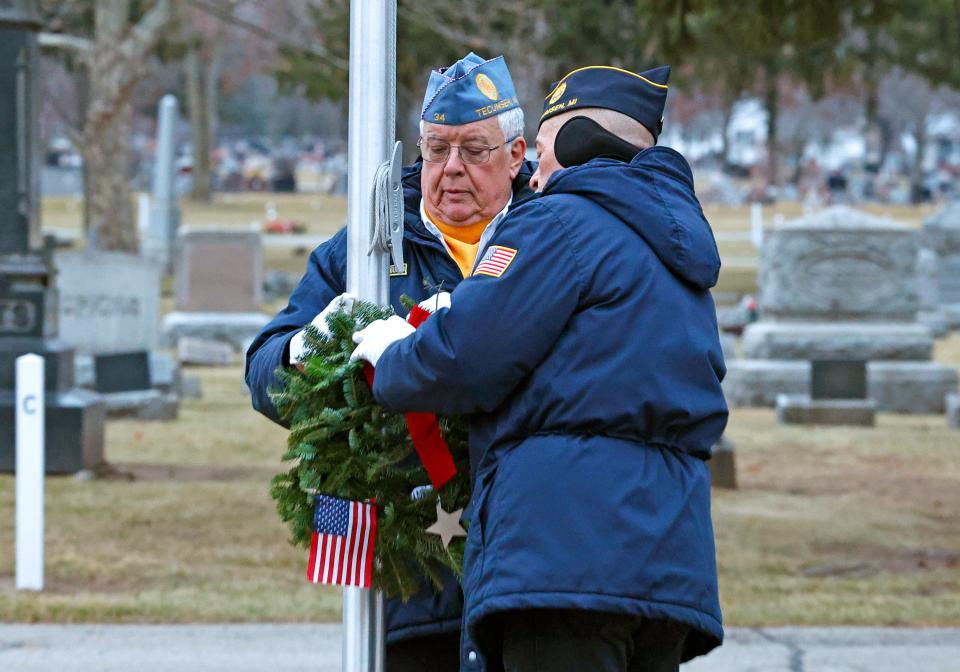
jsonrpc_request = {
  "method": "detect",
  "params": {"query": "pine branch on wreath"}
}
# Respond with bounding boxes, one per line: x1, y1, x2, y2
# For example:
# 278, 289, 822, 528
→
269, 298, 471, 599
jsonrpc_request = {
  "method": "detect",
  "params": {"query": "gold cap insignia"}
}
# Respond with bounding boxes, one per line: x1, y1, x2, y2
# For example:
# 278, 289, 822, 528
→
547, 81, 567, 105
476, 73, 499, 101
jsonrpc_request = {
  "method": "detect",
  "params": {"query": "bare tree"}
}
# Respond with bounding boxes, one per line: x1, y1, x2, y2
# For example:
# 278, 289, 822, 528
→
41, 0, 175, 251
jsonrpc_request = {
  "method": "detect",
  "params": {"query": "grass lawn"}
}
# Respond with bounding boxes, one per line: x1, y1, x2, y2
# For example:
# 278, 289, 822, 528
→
0, 366, 341, 623
1, 336, 958, 624
4, 196, 954, 624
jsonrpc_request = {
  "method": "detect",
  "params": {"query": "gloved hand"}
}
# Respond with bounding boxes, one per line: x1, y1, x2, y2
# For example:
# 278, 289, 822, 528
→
350, 315, 415, 367
417, 291, 451, 314
289, 292, 357, 366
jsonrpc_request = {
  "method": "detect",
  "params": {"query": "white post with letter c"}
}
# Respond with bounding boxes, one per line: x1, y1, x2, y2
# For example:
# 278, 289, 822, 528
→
15, 353, 45, 591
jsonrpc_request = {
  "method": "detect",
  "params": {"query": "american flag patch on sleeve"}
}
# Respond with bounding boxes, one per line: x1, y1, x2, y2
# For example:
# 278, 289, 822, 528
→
473, 246, 518, 278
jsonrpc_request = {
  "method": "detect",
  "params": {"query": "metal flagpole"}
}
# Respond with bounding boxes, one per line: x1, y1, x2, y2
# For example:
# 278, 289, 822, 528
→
343, 0, 395, 669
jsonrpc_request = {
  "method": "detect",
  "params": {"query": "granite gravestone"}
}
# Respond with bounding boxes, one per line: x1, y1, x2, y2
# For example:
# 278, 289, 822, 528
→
55, 250, 179, 419
777, 359, 876, 427
724, 206, 958, 413
946, 393, 959, 430
811, 360, 867, 400
0, 5, 104, 473
143, 95, 181, 272
56, 250, 162, 354
162, 228, 270, 350
922, 201, 960, 330
94, 352, 152, 393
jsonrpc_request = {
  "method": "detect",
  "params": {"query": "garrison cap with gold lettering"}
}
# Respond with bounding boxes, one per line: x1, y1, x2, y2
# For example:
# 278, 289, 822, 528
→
421, 52, 520, 126
540, 65, 671, 140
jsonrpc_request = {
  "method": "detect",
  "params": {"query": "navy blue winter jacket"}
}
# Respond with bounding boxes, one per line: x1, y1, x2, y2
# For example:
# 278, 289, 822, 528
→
372, 146, 728, 668
245, 159, 536, 650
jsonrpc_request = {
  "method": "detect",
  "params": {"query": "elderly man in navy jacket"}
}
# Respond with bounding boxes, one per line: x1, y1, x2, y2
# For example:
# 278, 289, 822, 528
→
245, 53, 531, 671
353, 65, 728, 672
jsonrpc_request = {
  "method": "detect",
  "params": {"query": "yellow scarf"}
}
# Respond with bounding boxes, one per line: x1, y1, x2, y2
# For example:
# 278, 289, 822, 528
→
425, 209, 490, 278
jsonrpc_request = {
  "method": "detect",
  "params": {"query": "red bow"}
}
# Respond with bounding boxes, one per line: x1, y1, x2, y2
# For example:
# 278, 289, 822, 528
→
362, 304, 457, 490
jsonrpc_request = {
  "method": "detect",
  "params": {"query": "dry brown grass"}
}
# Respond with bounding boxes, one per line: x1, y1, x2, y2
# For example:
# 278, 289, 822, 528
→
0, 366, 341, 622
42, 193, 346, 236
2, 353, 957, 624
4, 198, 955, 624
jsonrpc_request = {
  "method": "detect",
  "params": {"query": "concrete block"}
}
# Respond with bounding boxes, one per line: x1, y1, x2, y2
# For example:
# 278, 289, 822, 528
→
709, 437, 737, 489
178, 374, 203, 400
101, 390, 179, 421
776, 394, 876, 426
946, 393, 960, 430
741, 322, 933, 361
162, 311, 270, 351
725, 360, 959, 414
867, 362, 959, 414
177, 337, 234, 366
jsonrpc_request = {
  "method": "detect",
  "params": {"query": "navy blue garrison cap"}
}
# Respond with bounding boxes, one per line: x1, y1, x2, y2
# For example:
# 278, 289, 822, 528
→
540, 65, 671, 140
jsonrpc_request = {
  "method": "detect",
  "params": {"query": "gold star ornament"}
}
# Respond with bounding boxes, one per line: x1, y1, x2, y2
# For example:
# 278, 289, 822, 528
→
425, 502, 467, 549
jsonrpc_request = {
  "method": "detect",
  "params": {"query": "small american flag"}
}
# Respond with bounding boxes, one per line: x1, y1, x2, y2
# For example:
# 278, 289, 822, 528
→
474, 245, 517, 278
307, 494, 377, 588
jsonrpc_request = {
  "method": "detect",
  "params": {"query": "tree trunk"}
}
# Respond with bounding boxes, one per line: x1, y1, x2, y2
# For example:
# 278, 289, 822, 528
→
81, 0, 173, 251
764, 65, 780, 190
187, 46, 212, 201
862, 26, 882, 171
186, 40, 222, 202
720, 94, 735, 170
910, 116, 928, 202
84, 99, 137, 249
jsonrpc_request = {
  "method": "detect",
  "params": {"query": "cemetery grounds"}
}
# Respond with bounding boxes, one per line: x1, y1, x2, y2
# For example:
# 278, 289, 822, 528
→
0, 195, 957, 627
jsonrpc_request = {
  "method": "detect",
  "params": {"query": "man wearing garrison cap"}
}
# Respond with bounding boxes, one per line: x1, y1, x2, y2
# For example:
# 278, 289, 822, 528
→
354, 64, 727, 671
246, 53, 533, 671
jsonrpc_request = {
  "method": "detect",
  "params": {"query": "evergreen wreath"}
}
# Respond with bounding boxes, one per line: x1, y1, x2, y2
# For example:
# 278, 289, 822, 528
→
269, 298, 471, 600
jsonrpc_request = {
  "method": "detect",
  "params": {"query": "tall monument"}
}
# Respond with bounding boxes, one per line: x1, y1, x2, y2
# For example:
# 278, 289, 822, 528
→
0, 1, 105, 473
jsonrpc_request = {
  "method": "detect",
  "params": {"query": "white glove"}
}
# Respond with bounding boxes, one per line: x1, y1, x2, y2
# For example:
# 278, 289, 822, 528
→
417, 291, 451, 314
289, 292, 357, 366
350, 315, 415, 367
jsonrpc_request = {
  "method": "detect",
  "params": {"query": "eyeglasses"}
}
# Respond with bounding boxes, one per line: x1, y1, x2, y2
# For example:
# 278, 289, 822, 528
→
417, 136, 517, 165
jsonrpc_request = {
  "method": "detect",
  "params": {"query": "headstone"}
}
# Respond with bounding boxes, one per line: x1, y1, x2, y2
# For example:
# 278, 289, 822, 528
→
144, 95, 181, 271
776, 394, 876, 427
724, 207, 959, 413
811, 360, 867, 400
914, 248, 949, 337
750, 203, 763, 250
0, 7, 104, 474
947, 393, 959, 430
175, 230, 262, 312
922, 201, 960, 330
177, 336, 234, 366
708, 436, 737, 489
94, 352, 152, 393
162, 228, 270, 350
56, 251, 162, 354
55, 251, 181, 418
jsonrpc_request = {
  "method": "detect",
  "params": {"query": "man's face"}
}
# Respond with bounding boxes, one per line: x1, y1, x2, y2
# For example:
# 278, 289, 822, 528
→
420, 117, 525, 226
529, 115, 565, 193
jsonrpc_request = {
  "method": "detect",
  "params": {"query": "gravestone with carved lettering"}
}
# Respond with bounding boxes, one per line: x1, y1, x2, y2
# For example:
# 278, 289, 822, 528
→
724, 206, 958, 413
56, 251, 161, 354
0, 6, 104, 473
162, 228, 270, 350
54, 250, 180, 419
922, 201, 960, 331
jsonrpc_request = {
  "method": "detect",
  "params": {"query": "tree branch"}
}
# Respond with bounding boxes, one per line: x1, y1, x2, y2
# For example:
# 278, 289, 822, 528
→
38, 32, 94, 56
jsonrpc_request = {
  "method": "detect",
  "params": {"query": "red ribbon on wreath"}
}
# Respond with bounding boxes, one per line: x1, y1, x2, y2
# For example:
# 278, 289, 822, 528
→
362, 304, 457, 490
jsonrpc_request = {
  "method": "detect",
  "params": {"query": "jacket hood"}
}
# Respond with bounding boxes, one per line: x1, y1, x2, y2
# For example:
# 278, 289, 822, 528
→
543, 147, 720, 290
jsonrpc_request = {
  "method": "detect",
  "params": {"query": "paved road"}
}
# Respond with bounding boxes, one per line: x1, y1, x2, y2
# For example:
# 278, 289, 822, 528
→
2, 625, 958, 671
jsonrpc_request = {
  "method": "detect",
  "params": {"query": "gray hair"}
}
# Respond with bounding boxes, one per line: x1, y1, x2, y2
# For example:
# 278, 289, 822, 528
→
418, 106, 525, 151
